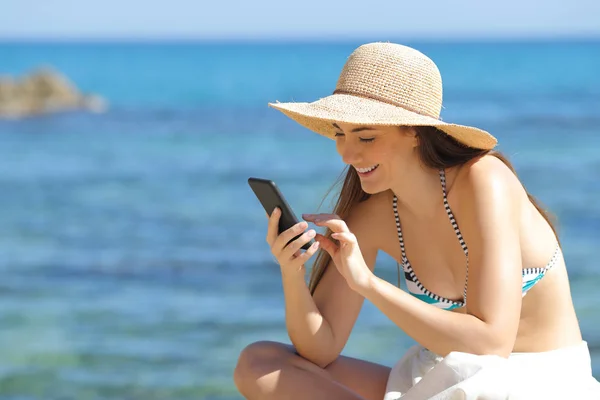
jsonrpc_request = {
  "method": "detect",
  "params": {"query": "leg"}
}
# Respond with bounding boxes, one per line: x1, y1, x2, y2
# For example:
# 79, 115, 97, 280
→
233, 340, 391, 400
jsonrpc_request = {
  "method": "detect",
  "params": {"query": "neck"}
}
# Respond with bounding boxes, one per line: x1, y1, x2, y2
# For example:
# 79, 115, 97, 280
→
390, 165, 446, 220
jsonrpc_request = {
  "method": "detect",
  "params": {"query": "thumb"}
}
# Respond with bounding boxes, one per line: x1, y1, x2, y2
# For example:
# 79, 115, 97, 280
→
315, 233, 338, 258
330, 232, 357, 247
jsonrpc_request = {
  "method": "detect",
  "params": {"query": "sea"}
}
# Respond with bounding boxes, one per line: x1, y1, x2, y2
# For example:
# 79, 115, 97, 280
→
0, 39, 599, 399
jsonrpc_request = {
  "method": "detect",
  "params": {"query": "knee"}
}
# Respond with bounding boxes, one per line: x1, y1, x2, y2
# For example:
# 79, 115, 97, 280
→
233, 341, 292, 392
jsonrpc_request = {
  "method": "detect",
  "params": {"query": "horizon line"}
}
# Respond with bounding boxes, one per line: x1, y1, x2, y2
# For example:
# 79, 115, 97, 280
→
1, 33, 599, 45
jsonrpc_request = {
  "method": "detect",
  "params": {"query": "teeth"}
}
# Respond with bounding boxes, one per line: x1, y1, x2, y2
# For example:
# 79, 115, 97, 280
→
356, 165, 378, 173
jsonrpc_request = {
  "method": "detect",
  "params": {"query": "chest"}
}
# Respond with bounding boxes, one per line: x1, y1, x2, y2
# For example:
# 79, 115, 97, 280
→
378, 207, 469, 302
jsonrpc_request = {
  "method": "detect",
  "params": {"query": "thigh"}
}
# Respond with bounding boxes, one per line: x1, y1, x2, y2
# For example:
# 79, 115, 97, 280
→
284, 343, 391, 400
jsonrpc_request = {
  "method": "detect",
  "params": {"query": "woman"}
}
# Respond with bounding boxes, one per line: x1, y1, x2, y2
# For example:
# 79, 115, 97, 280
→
233, 42, 600, 399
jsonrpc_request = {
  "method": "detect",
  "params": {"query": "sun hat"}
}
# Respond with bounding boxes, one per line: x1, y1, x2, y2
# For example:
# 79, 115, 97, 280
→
268, 42, 497, 150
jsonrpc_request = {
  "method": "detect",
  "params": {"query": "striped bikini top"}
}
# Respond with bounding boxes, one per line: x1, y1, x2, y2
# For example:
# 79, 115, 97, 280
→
393, 169, 561, 311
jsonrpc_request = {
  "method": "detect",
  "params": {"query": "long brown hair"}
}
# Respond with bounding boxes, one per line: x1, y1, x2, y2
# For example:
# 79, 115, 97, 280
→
307, 126, 559, 295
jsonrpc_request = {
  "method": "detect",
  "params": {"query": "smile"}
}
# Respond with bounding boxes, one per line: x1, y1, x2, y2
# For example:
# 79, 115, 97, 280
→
355, 164, 379, 174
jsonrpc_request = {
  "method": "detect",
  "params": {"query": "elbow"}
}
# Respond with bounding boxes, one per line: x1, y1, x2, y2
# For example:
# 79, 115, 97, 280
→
468, 325, 515, 358
472, 341, 513, 359
315, 355, 339, 370
290, 336, 341, 369
314, 348, 346, 369
295, 346, 339, 369
288, 324, 345, 369
314, 342, 347, 369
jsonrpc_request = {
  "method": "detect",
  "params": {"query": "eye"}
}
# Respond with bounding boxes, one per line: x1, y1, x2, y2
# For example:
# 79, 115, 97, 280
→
334, 132, 374, 143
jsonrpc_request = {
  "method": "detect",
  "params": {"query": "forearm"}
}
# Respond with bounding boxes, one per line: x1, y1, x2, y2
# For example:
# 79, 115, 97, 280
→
281, 272, 337, 367
359, 275, 511, 357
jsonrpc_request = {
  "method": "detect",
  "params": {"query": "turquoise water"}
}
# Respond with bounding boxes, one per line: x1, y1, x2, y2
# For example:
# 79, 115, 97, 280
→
0, 40, 599, 399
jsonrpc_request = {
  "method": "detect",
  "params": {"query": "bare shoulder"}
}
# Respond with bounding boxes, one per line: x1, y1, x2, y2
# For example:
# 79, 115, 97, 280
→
452, 154, 526, 210
449, 154, 527, 254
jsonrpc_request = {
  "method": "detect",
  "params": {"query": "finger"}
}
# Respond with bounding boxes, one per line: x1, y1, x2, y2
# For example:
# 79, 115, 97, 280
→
302, 213, 340, 222
314, 233, 339, 256
331, 232, 357, 245
272, 220, 309, 252
312, 218, 349, 233
280, 229, 316, 260
291, 240, 321, 265
266, 207, 281, 246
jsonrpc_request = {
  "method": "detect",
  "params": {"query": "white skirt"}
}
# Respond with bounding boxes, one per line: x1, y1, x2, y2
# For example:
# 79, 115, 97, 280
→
383, 341, 600, 400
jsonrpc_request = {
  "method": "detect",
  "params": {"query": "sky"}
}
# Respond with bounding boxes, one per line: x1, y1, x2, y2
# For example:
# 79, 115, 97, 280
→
1, 0, 599, 41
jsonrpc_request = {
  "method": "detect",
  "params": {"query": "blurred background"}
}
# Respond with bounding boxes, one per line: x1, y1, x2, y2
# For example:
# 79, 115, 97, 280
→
0, 1, 599, 399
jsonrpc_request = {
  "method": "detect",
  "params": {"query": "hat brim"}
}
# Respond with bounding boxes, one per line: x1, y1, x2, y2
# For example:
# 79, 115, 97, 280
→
268, 93, 497, 150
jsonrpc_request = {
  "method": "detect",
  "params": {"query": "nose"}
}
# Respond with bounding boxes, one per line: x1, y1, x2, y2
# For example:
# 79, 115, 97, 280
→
338, 141, 362, 165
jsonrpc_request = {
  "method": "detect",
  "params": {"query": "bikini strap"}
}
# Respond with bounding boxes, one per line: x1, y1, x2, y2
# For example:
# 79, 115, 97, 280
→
439, 169, 469, 304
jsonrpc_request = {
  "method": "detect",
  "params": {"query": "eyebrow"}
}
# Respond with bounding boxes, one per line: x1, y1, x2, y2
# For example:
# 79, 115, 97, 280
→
332, 123, 376, 133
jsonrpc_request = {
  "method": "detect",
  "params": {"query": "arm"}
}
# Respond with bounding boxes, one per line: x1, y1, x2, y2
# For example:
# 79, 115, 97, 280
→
358, 159, 524, 357
282, 198, 379, 368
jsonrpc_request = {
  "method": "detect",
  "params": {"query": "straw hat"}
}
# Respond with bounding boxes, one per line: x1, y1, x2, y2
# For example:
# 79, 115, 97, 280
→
268, 42, 497, 150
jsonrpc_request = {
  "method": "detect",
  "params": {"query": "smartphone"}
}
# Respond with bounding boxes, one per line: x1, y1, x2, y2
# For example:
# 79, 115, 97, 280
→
248, 177, 314, 251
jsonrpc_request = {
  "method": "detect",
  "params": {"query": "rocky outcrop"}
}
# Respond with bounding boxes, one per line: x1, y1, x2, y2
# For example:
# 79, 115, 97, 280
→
0, 67, 107, 119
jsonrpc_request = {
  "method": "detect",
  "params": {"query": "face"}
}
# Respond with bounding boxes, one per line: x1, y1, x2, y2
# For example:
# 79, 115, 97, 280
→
332, 122, 419, 194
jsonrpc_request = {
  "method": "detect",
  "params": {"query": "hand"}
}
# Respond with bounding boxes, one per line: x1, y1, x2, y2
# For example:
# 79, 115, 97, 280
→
266, 208, 321, 278
302, 213, 373, 292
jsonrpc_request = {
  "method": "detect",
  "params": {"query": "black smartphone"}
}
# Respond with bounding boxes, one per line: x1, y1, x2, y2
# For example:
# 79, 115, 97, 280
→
248, 177, 314, 251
